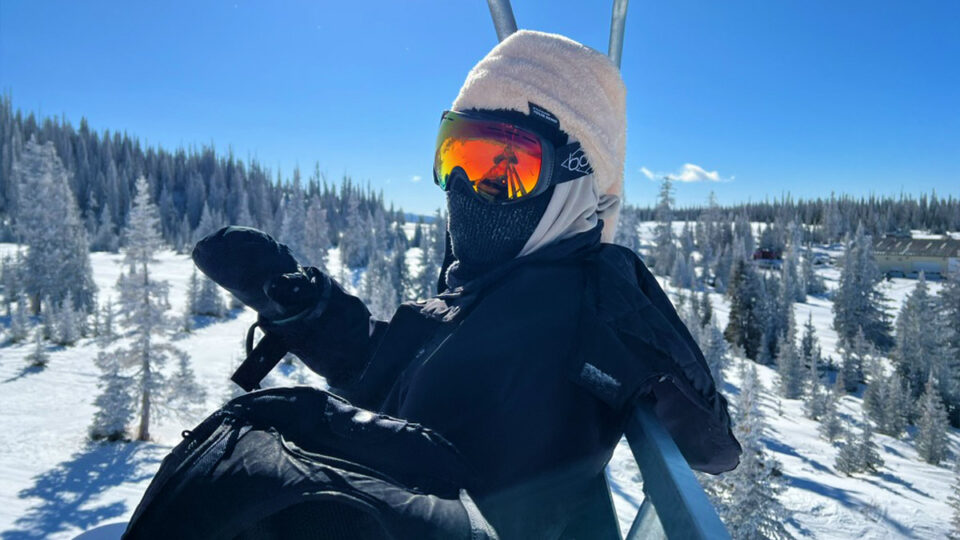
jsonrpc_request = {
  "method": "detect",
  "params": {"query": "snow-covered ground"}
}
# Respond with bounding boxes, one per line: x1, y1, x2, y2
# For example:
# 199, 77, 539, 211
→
0, 229, 956, 539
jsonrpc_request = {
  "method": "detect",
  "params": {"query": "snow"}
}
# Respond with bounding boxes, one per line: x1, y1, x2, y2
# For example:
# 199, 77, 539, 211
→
0, 233, 957, 539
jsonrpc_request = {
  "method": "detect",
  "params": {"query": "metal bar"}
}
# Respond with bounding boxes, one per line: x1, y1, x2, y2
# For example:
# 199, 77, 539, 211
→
624, 403, 731, 540
486, 0, 518, 42
608, 0, 630, 68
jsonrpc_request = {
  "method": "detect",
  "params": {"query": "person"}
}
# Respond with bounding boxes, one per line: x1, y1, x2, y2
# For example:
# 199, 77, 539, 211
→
195, 30, 740, 539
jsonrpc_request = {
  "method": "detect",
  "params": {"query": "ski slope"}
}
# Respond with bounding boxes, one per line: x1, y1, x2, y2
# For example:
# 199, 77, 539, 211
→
0, 232, 956, 539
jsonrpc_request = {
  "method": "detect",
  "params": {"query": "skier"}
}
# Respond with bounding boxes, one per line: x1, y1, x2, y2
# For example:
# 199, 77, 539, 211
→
195, 30, 739, 539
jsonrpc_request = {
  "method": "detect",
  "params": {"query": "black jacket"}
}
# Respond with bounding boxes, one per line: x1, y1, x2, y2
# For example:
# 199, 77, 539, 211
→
260, 227, 740, 539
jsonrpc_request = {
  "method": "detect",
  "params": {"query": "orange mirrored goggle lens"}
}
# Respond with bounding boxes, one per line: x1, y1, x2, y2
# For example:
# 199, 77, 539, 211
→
434, 113, 543, 203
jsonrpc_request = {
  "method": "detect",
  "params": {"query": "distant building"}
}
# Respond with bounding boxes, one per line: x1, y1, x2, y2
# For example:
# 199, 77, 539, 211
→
873, 235, 960, 278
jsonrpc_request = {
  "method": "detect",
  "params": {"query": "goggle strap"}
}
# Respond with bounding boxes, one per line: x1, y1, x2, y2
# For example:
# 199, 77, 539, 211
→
553, 141, 594, 184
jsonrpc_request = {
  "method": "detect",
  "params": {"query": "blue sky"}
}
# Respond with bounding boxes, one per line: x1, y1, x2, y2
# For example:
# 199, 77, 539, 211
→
1, 1, 957, 215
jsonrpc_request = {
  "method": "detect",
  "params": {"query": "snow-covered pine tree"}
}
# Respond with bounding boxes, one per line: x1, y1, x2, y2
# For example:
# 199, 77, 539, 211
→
818, 388, 844, 442
724, 256, 766, 361
340, 193, 371, 269
702, 321, 729, 389
777, 308, 805, 399
40, 295, 55, 340
195, 275, 226, 317
1, 253, 19, 316
183, 269, 200, 332
191, 202, 223, 246
800, 246, 826, 296
9, 291, 30, 343
14, 138, 97, 313
838, 328, 870, 392
916, 377, 950, 465
53, 292, 82, 346
168, 350, 207, 419
700, 291, 713, 327
91, 201, 119, 252
803, 344, 828, 420
832, 224, 893, 351
670, 252, 696, 289
895, 272, 946, 400
112, 176, 199, 441
781, 222, 805, 303
89, 350, 134, 441
799, 313, 821, 368
651, 177, 676, 275
834, 417, 884, 475
99, 297, 116, 343
714, 361, 792, 539
363, 252, 398, 321
25, 329, 49, 368
613, 203, 642, 254
279, 176, 307, 260
939, 270, 960, 425
302, 196, 331, 272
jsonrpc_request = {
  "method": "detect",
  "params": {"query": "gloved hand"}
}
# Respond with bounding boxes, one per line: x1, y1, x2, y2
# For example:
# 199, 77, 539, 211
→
192, 226, 323, 321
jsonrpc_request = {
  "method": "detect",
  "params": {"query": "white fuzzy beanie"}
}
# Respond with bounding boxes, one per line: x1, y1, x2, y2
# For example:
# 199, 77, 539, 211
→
452, 30, 627, 245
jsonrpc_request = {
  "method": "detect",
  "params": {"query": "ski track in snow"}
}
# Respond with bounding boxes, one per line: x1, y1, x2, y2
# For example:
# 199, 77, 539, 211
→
0, 225, 956, 539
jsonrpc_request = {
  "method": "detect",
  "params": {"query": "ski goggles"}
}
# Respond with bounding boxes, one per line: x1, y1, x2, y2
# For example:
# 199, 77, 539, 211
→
433, 110, 594, 204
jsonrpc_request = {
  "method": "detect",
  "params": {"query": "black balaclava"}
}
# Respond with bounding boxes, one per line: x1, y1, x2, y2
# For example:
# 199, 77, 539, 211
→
445, 109, 567, 283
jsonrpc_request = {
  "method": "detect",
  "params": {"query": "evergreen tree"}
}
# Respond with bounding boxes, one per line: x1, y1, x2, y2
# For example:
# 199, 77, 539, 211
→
714, 362, 792, 539
835, 418, 884, 475
799, 314, 821, 367
340, 193, 370, 268
279, 181, 307, 260
832, 224, 893, 351
89, 350, 134, 441
110, 177, 197, 441
53, 292, 83, 346
24, 329, 49, 368
781, 223, 805, 303
896, 272, 947, 401
838, 328, 871, 392
362, 253, 398, 321
724, 257, 766, 360
803, 345, 828, 420
9, 291, 30, 343
800, 247, 826, 295
916, 378, 950, 465
194, 275, 226, 317
651, 177, 676, 275
702, 321, 729, 389
99, 297, 116, 344
818, 385, 844, 443
302, 197, 330, 271
168, 350, 207, 419
700, 291, 713, 327
14, 138, 97, 313
777, 308, 804, 399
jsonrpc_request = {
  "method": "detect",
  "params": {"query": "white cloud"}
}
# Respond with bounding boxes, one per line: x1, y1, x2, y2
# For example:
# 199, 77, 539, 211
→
410, 175, 422, 183
640, 163, 732, 183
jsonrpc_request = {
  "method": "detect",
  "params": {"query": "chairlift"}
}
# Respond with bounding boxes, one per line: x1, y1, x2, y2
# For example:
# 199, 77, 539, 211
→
485, 1, 732, 538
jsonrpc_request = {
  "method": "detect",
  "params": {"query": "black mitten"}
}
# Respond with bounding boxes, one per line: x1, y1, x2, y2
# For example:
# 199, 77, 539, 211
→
192, 226, 301, 320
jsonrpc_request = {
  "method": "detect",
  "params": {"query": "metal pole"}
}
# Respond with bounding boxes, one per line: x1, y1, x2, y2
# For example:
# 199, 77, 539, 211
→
486, 0, 518, 42
608, 0, 630, 68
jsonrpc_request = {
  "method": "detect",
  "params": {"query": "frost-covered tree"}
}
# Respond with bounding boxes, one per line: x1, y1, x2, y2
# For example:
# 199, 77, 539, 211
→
195, 275, 226, 317
14, 138, 97, 313
818, 385, 844, 443
803, 344, 828, 421
98, 297, 116, 344
800, 247, 826, 296
777, 309, 804, 399
302, 197, 330, 271
25, 329, 49, 368
724, 257, 766, 360
799, 314, 821, 368
89, 351, 134, 441
896, 273, 949, 401
702, 321, 729, 389
613, 204, 642, 254
835, 417, 884, 475
110, 177, 198, 441
838, 328, 871, 392
168, 350, 207, 419
279, 177, 307, 259
916, 378, 950, 465
340, 193, 370, 269
9, 291, 30, 343
363, 253, 398, 321
91, 201, 119, 252
651, 177, 676, 275
415, 215, 444, 300
713, 362, 792, 539
670, 252, 696, 289
700, 291, 713, 327
832, 224, 893, 351
53, 292, 82, 346
781, 223, 805, 303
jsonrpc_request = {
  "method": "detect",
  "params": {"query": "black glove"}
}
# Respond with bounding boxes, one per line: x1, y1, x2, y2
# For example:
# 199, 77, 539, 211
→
192, 226, 305, 320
